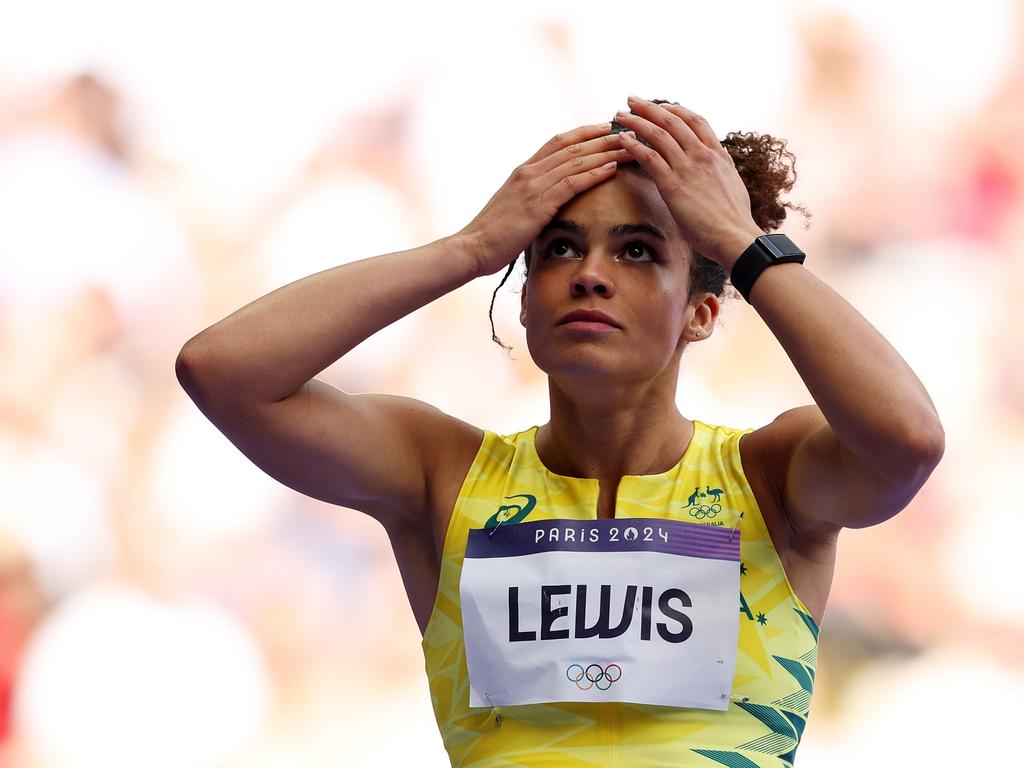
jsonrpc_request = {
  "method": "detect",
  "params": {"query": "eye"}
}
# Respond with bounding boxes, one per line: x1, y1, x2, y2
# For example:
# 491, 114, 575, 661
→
544, 238, 579, 258
618, 240, 657, 262
543, 238, 658, 262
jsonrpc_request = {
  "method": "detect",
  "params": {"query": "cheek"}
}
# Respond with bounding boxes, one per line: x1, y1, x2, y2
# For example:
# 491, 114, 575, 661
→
649, 288, 688, 340
523, 301, 548, 343
522, 278, 551, 320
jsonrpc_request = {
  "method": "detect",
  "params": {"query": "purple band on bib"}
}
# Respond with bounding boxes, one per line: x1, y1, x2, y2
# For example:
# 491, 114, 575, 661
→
466, 518, 739, 561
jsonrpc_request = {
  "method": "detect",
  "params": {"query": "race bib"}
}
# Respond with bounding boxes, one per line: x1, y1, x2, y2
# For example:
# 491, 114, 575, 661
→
459, 517, 740, 710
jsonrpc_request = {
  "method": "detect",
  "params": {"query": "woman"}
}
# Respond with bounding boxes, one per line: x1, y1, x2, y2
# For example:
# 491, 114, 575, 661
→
176, 96, 944, 767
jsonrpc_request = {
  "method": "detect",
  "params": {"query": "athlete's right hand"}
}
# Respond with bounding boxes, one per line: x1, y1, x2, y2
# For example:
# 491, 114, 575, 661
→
457, 122, 632, 277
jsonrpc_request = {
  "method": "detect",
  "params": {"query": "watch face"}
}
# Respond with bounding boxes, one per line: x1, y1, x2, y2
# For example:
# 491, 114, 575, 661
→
761, 235, 803, 260
760, 237, 786, 260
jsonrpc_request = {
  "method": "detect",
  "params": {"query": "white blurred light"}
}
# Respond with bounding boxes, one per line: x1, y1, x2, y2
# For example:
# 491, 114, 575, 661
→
811, 646, 1024, 767
251, 174, 426, 390
0, 127, 196, 324
255, 175, 418, 285
14, 581, 273, 768
149, 397, 288, 542
1, 0, 442, 223
0, 434, 115, 599
942, 425, 1024, 623
800, 0, 1015, 125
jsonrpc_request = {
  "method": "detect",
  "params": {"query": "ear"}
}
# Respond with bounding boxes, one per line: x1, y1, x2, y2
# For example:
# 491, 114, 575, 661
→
684, 292, 720, 342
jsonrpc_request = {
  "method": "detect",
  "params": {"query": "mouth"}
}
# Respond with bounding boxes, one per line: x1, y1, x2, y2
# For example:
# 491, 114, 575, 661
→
557, 309, 622, 330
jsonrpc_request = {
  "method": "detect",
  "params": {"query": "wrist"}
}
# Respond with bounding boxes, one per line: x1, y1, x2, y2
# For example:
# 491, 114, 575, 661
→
709, 227, 764, 272
728, 233, 807, 304
449, 229, 490, 280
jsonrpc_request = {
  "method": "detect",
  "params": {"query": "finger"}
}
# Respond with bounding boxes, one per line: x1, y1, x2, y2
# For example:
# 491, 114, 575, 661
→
620, 97, 704, 158
656, 102, 728, 156
541, 152, 627, 209
614, 108, 689, 170
614, 108, 688, 171
533, 131, 626, 175
617, 130, 674, 185
538, 144, 631, 190
524, 121, 612, 166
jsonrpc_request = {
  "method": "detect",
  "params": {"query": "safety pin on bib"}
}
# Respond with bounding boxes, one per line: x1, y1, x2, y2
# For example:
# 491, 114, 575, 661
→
484, 692, 502, 725
730, 510, 744, 543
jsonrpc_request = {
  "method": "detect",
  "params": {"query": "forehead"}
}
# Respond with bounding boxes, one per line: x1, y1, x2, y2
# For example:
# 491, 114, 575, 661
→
550, 171, 680, 240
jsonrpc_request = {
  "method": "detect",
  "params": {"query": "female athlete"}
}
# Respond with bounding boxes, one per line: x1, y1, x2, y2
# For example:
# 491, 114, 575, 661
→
176, 96, 944, 767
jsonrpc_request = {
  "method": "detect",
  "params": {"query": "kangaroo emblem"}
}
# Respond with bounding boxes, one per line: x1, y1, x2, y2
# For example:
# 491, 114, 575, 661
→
685, 484, 725, 520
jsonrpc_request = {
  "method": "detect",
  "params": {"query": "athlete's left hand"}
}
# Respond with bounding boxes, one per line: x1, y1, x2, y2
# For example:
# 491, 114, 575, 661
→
614, 97, 762, 269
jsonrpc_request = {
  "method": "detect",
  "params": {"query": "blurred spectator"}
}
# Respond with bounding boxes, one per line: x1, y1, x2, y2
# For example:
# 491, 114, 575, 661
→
0, 536, 50, 745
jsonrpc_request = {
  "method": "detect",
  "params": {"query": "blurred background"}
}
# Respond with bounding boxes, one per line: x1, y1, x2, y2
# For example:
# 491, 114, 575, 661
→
1, 0, 1021, 765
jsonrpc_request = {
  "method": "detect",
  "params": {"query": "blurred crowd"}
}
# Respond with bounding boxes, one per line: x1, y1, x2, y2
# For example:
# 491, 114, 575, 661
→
0, 5, 1022, 767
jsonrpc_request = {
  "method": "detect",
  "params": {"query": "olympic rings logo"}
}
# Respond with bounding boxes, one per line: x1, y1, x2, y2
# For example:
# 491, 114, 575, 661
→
566, 663, 622, 690
688, 503, 721, 519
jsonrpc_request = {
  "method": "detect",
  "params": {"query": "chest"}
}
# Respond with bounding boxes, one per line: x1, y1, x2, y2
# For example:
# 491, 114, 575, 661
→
412, 433, 833, 633
457, 515, 743, 710
595, 479, 619, 519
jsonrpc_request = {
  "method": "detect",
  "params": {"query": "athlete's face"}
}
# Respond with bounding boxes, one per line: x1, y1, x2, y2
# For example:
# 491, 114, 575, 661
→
521, 170, 717, 383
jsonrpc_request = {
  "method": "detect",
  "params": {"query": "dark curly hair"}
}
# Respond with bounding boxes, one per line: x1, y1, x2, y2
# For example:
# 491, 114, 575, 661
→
488, 98, 811, 353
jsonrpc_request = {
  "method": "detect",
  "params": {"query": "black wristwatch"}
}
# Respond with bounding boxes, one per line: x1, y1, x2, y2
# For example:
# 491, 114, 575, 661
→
729, 234, 805, 303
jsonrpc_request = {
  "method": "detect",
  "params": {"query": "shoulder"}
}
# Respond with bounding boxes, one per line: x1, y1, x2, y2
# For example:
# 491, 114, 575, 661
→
738, 409, 841, 626
741, 405, 843, 536
735, 406, 841, 543
738, 405, 826, 483
351, 394, 486, 471
347, 394, 484, 522
401, 400, 488, 489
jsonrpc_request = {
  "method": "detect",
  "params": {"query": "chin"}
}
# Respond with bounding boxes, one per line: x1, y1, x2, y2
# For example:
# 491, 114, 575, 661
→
527, 339, 645, 382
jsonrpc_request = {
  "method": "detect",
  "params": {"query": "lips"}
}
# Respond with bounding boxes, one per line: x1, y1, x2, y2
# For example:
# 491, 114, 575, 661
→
557, 309, 622, 328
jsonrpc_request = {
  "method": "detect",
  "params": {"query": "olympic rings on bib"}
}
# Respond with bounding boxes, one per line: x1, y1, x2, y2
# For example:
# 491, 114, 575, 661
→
566, 663, 623, 690
688, 503, 722, 520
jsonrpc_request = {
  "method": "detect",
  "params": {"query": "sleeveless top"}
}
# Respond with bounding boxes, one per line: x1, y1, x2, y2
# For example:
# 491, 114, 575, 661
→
420, 420, 820, 768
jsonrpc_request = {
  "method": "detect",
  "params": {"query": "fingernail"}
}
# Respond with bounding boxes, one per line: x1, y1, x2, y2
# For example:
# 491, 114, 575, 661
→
627, 95, 642, 103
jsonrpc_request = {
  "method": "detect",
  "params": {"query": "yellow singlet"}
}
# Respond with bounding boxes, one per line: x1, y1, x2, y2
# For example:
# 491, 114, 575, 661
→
421, 420, 820, 768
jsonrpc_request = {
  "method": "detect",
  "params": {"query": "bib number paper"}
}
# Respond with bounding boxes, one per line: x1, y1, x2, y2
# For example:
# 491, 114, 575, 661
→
459, 517, 740, 710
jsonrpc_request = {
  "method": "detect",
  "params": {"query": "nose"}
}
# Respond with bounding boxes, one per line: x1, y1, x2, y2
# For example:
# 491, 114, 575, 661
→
569, 253, 615, 298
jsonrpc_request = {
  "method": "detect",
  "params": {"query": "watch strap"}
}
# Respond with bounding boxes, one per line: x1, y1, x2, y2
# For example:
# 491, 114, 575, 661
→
730, 234, 805, 303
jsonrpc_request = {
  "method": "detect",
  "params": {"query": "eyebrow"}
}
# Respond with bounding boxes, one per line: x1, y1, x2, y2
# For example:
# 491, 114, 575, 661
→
539, 219, 668, 243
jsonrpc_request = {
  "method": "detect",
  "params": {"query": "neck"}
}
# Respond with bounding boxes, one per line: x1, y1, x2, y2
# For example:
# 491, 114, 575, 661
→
536, 373, 693, 480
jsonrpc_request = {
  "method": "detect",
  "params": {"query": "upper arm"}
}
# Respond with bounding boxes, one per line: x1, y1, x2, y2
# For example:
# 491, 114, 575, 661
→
177, 358, 484, 529
756, 404, 944, 534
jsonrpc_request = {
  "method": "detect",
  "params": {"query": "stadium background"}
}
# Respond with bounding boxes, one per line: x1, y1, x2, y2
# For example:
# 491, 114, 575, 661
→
0, 1, 1021, 765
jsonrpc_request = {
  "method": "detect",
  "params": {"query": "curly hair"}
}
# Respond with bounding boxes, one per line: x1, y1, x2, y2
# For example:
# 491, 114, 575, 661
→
488, 98, 811, 352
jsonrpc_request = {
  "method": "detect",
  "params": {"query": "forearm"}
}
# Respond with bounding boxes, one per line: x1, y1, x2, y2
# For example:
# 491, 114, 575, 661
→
717, 231, 945, 479
177, 233, 482, 404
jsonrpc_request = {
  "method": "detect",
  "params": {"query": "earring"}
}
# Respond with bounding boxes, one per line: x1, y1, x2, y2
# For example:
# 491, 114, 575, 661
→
695, 330, 702, 337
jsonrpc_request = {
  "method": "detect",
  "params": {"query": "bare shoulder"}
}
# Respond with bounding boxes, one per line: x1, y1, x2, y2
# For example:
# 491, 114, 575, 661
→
738, 408, 839, 625
387, 395, 486, 545
369, 392, 485, 506
375, 393, 485, 453
739, 406, 840, 536
181, 369, 486, 537
400, 397, 486, 497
